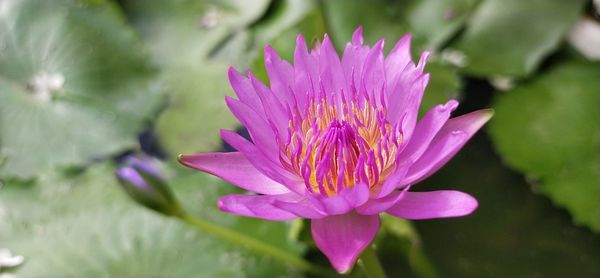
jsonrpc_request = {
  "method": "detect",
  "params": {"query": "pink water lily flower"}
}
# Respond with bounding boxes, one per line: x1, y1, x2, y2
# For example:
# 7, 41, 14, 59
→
179, 27, 492, 273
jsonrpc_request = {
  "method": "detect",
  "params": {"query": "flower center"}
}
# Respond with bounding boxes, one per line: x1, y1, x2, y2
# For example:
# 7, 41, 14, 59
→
281, 98, 403, 196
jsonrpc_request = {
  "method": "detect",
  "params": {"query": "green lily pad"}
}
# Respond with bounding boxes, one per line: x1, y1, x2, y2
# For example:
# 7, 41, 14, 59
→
154, 63, 237, 154
122, 0, 271, 68
121, 0, 267, 155
0, 0, 163, 179
412, 134, 600, 277
122, 0, 315, 155
452, 0, 586, 77
489, 60, 600, 231
0, 163, 304, 277
321, 0, 479, 52
250, 0, 318, 48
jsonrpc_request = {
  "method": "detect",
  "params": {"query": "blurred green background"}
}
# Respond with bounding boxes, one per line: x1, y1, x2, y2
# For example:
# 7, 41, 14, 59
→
1, 0, 599, 277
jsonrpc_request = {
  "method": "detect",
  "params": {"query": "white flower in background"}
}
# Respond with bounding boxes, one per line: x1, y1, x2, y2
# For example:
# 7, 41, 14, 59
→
568, 17, 600, 60
199, 7, 222, 29
440, 49, 468, 67
0, 249, 24, 270
490, 76, 515, 91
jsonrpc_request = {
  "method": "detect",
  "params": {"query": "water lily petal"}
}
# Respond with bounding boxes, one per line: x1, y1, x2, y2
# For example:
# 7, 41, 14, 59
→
405, 130, 468, 185
339, 183, 370, 208
272, 197, 327, 219
311, 212, 380, 273
386, 190, 478, 219
398, 99, 459, 164
360, 39, 386, 105
319, 35, 349, 105
307, 183, 370, 216
178, 152, 290, 195
264, 45, 295, 107
218, 193, 300, 221
342, 27, 370, 93
220, 129, 305, 194
225, 96, 279, 159
115, 167, 147, 189
308, 194, 352, 216
376, 162, 410, 198
405, 109, 493, 184
385, 33, 412, 92
293, 34, 317, 111
248, 72, 291, 142
227, 67, 266, 119
358, 185, 411, 215
352, 25, 364, 45
386, 50, 430, 129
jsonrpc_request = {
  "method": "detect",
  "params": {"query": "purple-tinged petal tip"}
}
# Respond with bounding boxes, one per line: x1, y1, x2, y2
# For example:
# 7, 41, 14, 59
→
264, 44, 280, 63
227, 66, 238, 77
352, 26, 364, 45
417, 51, 431, 70
116, 167, 147, 189
296, 33, 306, 45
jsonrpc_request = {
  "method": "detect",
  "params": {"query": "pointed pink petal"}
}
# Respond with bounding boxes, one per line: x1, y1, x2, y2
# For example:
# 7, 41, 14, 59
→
405, 109, 493, 184
227, 67, 266, 119
341, 41, 369, 91
225, 96, 279, 159
307, 183, 370, 216
178, 152, 290, 195
438, 109, 494, 136
319, 35, 349, 103
311, 213, 380, 273
218, 193, 300, 221
404, 130, 468, 185
387, 51, 430, 129
398, 99, 459, 164
385, 33, 415, 105
357, 186, 411, 215
220, 129, 305, 194
248, 73, 290, 142
376, 163, 410, 198
385, 33, 412, 90
272, 197, 327, 219
293, 35, 317, 111
264, 45, 295, 107
339, 183, 370, 208
360, 39, 386, 104
308, 194, 352, 216
352, 26, 364, 45
386, 190, 478, 219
